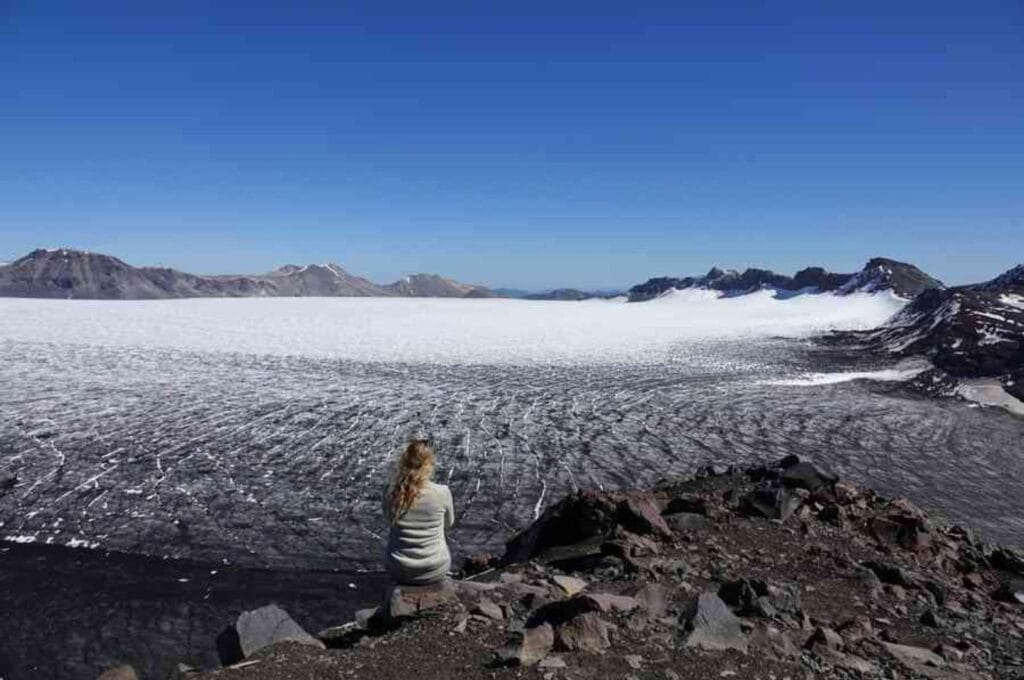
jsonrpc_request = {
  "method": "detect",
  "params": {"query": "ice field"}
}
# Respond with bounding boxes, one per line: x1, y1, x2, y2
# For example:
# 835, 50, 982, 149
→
1, 294, 1023, 573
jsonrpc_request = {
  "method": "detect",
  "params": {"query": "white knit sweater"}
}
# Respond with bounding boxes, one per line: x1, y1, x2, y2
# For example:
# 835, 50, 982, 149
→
383, 482, 455, 585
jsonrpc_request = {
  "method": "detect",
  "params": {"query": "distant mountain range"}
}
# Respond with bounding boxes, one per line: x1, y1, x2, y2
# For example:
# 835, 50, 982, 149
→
0, 249, 494, 300
628, 257, 943, 301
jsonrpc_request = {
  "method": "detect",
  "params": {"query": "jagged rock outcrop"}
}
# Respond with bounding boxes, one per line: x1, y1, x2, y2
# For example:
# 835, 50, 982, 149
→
0, 248, 490, 300
825, 262, 1024, 382
627, 257, 942, 301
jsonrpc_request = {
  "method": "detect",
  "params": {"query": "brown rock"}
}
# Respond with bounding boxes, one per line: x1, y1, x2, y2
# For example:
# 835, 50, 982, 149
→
96, 665, 138, 680
473, 597, 505, 621
617, 497, 672, 538
383, 580, 457, 620
556, 612, 612, 652
632, 582, 670, 618
495, 623, 555, 667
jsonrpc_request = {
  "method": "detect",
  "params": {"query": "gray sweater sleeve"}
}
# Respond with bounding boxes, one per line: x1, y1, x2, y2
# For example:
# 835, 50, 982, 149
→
443, 485, 455, 529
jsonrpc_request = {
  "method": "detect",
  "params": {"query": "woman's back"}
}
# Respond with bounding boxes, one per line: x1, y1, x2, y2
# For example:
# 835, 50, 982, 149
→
384, 481, 454, 585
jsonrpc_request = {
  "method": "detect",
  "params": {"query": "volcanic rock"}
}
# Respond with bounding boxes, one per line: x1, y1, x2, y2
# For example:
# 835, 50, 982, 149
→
96, 665, 139, 680
555, 611, 612, 652
664, 512, 709, 532
215, 604, 323, 666
495, 623, 554, 667
739, 483, 803, 522
680, 592, 748, 654
382, 580, 458, 621
779, 460, 837, 493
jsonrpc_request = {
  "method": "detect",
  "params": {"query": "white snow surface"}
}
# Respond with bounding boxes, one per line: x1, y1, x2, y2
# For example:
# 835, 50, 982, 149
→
0, 291, 906, 365
761, 366, 928, 387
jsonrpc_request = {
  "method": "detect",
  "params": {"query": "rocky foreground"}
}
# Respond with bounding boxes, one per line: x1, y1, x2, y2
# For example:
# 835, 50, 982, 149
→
100, 457, 1024, 680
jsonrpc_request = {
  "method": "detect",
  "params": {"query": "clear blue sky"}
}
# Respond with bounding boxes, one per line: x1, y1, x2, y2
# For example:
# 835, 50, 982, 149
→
2, 1, 1022, 290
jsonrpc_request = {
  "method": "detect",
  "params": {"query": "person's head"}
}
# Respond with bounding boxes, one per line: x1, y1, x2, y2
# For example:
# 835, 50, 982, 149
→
388, 439, 435, 523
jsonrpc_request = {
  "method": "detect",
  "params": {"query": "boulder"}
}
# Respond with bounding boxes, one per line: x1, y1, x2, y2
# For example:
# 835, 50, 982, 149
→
550, 574, 588, 596
616, 497, 672, 538
779, 461, 837, 492
216, 604, 323, 666
665, 512, 709, 532
991, 547, 1024, 577
504, 491, 620, 563
96, 665, 138, 680
633, 582, 670, 619
663, 494, 707, 516
680, 592, 748, 654
473, 597, 505, 621
555, 611, 612, 652
739, 483, 803, 522
804, 626, 843, 652
748, 624, 799, 660
495, 623, 554, 667
382, 580, 457, 620
869, 515, 932, 553
528, 592, 638, 627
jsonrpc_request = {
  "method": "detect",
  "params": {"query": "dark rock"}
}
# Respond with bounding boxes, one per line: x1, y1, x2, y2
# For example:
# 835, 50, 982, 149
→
663, 494, 707, 516
818, 503, 845, 527
528, 592, 639, 628
992, 582, 1024, 605
504, 491, 620, 563
461, 553, 496, 576
869, 514, 932, 553
780, 461, 837, 493
919, 610, 944, 628
0, 472, 16, 494
616, 497, 672, 538
665, 512, 709, 532
555, 611, 611, 652
494, 623, 554, 667
922, 580, 947, 606
804, 626, 843, 652
718, 579, 768, 609
739, 483, 803, 522
991, 548, 1024, 577
680, 592, 748, 653
216, 604, 324, 666
861, 561, 916, 588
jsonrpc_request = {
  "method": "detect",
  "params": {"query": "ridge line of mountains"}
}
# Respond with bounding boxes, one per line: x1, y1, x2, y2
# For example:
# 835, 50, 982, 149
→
0, 248, 956, 302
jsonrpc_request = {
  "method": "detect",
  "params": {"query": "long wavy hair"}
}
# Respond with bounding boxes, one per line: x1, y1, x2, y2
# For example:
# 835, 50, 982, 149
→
388, 439, 435, 523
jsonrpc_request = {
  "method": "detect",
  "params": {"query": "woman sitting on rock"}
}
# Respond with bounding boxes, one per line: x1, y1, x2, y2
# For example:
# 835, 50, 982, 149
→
383, 438, 455, 585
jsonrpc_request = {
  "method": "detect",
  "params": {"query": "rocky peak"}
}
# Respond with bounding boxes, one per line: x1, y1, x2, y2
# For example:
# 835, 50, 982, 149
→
839, 258, 944, 298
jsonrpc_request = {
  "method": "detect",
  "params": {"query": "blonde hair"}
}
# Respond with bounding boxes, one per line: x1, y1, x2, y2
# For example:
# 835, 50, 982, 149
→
388, 439, 435, 523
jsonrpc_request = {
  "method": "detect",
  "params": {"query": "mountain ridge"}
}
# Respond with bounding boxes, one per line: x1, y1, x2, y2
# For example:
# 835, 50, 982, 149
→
628, 257, 943, 302
0, 249, 493, 300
